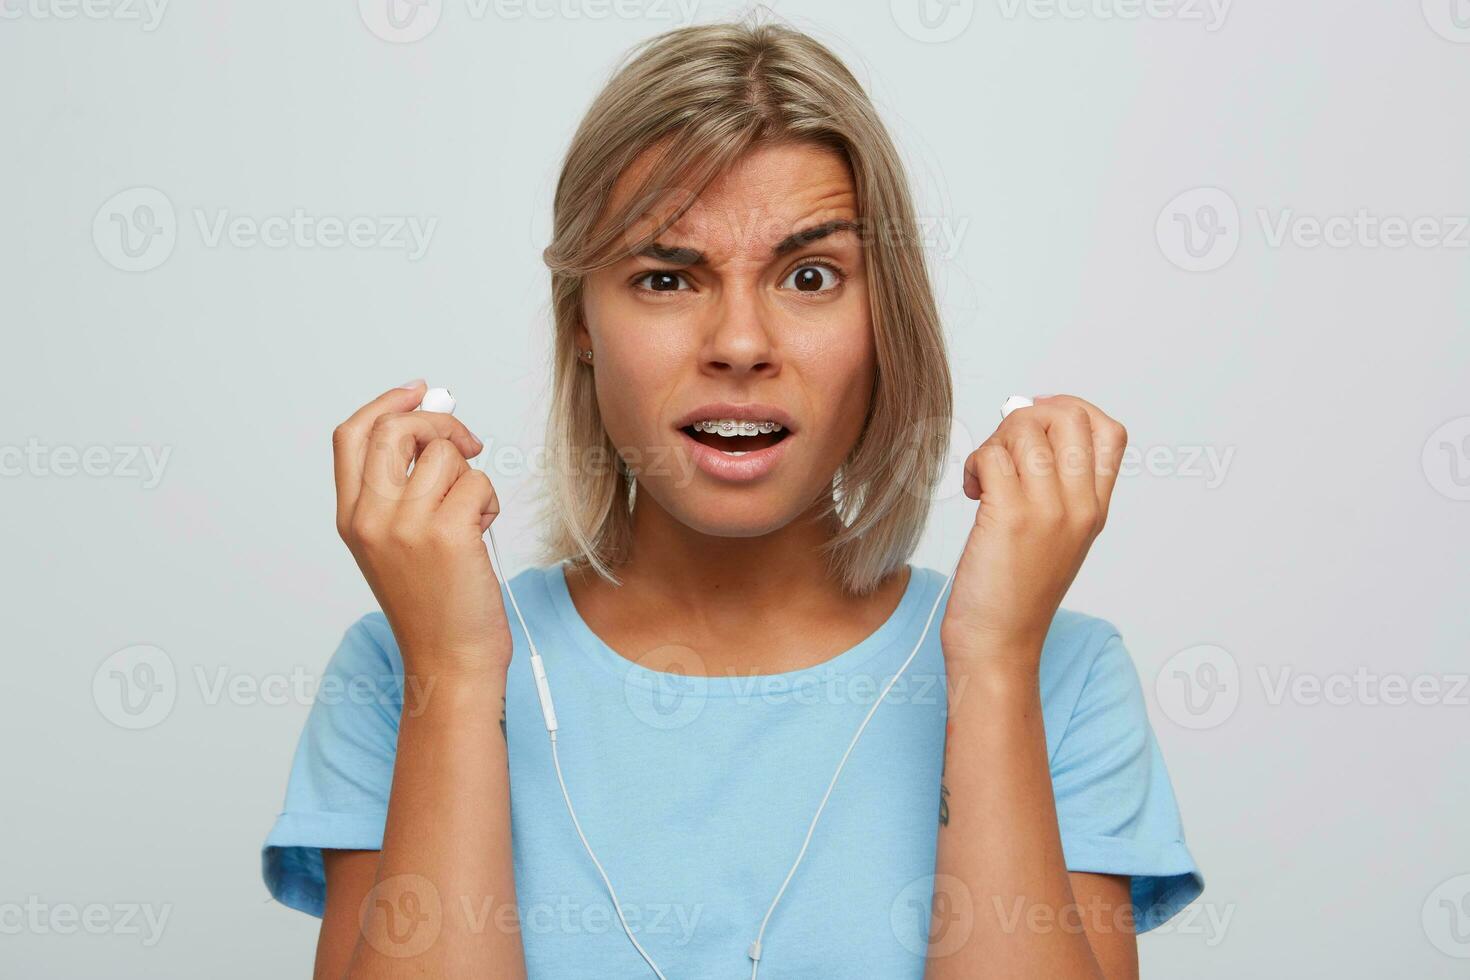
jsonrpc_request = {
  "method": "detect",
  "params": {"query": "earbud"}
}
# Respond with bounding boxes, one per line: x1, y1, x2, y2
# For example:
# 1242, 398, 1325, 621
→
418, 387, 456, 415
1000, 394, 1034, 419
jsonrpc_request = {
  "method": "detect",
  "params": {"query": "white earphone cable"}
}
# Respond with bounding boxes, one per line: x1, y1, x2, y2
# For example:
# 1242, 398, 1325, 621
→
487, 526, 671, 980
430, 386, 1022, 977
488, 522, 962, 980
744, 546, 964, 979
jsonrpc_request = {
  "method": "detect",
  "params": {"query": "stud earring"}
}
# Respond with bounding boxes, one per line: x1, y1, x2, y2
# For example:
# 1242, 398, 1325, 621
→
580, 349, 594, 362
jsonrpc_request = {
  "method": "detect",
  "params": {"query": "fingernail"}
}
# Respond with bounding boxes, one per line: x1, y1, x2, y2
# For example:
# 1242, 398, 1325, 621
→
469, 431, 484, 449
397, 378, 425, 389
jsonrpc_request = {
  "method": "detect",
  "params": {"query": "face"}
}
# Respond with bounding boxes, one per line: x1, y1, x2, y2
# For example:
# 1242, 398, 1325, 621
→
578, 140, 876, 538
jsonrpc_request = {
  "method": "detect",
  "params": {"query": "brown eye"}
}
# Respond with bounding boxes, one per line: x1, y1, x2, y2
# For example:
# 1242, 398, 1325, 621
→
636, 271, 689, 292
780, 263, 841, 293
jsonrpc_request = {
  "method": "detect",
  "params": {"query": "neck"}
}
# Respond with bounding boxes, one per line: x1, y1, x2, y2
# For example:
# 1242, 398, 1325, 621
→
562, 486, 911, 677
618, 492, 847, 612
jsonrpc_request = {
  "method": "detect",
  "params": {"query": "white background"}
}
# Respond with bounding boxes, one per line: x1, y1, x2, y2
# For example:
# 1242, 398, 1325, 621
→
2, 0, 1468, 976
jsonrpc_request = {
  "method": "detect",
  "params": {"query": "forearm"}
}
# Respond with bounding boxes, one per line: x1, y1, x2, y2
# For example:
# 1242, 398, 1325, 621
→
346, 660, 525, 978
926, 653, 1103, 979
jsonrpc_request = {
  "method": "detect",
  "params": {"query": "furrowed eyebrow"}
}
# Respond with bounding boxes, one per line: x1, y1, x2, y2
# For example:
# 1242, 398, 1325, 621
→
771, 218, 862, 256
638, 242, 704, 266
636, 218, 863, 267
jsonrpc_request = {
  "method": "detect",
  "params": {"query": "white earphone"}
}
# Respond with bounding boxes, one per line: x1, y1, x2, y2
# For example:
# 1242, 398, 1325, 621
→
415, 387, 1032, 979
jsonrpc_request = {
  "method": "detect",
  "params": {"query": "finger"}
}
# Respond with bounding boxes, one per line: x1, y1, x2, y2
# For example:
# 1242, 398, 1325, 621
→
963, 441, 1022, 526
334, 381, 428, 529
440, 467, 500, 536
1035, 395, 1128, 524
396, 438, 470, 520
997, 414, 1062, 509
1031, 401, 1097, 518
357, 415, 480, 515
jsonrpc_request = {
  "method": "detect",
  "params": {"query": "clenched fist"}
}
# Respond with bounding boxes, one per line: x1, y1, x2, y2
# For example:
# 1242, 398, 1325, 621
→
332, 380, 513, 676
940, 394, 1128, 670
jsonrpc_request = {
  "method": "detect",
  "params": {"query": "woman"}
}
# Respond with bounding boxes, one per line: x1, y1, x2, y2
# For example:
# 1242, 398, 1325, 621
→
263, 20, 1203, 979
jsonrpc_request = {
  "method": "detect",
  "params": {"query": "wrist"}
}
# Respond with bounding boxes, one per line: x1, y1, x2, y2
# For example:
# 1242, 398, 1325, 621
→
398, 657, 509, 719
942, 640, 1043, 684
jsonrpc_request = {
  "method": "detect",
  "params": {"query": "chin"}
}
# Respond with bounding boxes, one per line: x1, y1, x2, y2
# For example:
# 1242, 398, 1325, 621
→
657, 491, 801, 540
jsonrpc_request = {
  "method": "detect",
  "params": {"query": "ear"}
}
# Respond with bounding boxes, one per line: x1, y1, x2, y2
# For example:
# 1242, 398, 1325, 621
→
572, 305, 593, 353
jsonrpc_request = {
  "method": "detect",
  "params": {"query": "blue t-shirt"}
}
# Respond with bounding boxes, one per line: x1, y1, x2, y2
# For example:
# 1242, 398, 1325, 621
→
263, 562, 1203, 977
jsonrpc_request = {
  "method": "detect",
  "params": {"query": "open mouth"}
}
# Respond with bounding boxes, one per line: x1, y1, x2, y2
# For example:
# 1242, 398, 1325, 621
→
679, 420, 792, 456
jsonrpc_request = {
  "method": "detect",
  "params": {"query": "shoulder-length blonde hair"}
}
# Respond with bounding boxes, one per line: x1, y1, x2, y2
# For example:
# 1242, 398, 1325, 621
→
533, 17, 953, 596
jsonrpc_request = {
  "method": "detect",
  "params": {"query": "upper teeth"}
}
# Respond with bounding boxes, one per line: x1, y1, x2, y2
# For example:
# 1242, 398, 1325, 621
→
691, 419, 784, 436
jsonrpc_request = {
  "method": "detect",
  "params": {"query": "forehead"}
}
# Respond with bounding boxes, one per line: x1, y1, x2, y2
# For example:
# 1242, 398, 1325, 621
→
611, 141, 859, 258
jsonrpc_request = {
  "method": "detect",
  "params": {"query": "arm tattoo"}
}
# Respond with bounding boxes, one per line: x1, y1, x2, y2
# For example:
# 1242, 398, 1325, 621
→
499, 695, 507, 742
939, 721, 952, 827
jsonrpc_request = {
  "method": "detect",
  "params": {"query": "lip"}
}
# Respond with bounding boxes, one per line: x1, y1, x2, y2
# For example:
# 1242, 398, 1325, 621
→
678, 426, 793, 482
672, 402, 798, 433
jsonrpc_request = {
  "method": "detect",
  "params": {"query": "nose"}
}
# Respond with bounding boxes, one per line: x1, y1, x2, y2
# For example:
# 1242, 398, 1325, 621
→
700, 282, 779, 378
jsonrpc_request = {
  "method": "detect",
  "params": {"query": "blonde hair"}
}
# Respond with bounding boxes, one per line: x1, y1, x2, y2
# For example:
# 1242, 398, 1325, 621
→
533, 17, 953, 596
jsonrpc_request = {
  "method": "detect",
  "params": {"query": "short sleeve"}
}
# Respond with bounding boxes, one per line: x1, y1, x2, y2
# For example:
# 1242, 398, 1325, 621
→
261, 614, 402, 917
1050, 625, 1204, 932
